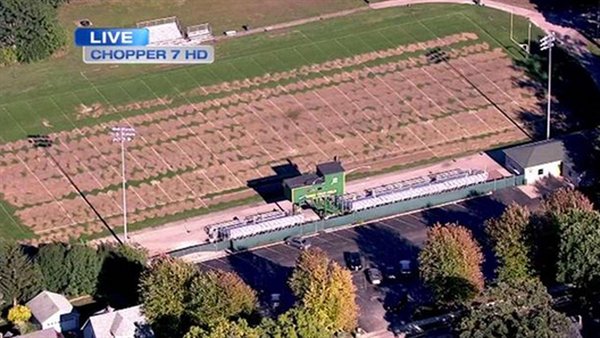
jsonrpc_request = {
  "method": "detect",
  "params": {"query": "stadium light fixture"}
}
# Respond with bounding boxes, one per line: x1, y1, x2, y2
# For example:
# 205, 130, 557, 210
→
540, 33, 556, 140
111, 126, 136, 242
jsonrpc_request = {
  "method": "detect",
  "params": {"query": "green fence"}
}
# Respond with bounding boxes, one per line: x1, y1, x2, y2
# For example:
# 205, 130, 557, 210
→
170, 175, 525, 256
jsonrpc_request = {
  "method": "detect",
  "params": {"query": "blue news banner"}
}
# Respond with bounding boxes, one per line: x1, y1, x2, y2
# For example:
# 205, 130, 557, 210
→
75, 28, 214, 64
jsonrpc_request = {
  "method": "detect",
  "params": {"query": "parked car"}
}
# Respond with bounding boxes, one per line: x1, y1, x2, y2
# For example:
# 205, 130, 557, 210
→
344, 252, 363, 271
366, 268, 383, 285
285, 236, 310, 250
399, 259, 414, 276
383, 265, 399, 282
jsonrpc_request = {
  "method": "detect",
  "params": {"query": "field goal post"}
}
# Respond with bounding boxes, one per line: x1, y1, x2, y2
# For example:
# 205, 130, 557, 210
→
510, 12, 532, 56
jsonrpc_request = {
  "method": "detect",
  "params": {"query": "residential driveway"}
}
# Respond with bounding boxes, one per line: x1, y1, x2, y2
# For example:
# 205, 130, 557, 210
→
199, 186, 538, 333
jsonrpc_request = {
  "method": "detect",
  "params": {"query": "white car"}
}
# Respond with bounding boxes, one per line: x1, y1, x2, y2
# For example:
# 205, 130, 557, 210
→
366, 268, 383, 285
285, 236, 311, 250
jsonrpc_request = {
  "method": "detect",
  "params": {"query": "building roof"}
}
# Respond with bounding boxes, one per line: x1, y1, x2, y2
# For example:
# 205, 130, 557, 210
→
82, 305, 152, 338
504, 139, 565, 168
283, 173, 323, 189
16, 329, 61, 338
316, 161, 344, 176
26, 291, 73, 324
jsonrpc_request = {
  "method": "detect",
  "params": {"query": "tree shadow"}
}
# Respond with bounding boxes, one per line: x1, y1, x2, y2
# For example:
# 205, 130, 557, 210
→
353, 224, 422, 331
246, 160, 301, 203
526, 0, 600, 46
512, 39, 600, 139
224, 251, 295, 316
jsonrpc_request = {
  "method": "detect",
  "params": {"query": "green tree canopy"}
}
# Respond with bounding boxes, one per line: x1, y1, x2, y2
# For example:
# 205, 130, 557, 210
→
35, 243, 70, 294
486, 203, 533, 285
184, 319, 263, 338
556, 209, 600, 288
0, 241, 42, 307
140, 256, 196, 338
530, 188, 595, 283
459, 279, 572, 338
289, 247, 358, 334
419, 223, 484, 306
64, 244, 103, 297
185, 270, 257, 327
0, 0, 66, 63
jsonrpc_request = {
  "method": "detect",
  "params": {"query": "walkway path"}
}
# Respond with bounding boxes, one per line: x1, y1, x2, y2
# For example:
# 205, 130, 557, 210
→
371, 0, 600, 87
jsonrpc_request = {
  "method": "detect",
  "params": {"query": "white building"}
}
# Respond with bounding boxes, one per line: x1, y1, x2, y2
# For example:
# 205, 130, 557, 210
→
15, 328, 62, 338
81, 305, 153, 338
26, 291, 79, 333
503, 139, 565, 185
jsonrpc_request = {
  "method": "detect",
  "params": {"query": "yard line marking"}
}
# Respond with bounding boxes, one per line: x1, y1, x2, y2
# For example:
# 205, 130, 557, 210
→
45, 95, 150, 208
415, 19, 531, 138
222, 62, 295, 165
71, 78, 175, 204
178, 67, 256, 186
249, 60, 357, 161
3, 113, 78, 227
280, 48, 374, 151
147, 75, 237, 191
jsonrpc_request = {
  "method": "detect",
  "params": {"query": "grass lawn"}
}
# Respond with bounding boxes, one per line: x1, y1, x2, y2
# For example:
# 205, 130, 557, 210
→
0, 4, 551, 240
0, 4, 536, 142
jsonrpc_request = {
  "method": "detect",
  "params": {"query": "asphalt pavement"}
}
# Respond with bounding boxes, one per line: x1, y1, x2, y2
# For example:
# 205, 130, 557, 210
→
199, 186, 539, 333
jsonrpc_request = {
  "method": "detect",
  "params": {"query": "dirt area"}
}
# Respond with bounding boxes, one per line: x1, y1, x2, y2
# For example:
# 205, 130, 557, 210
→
0, 32, 544, 243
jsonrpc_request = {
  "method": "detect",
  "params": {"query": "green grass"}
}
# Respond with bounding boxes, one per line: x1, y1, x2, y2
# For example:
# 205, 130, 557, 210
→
0, 4, 545, 240
0, 4, 538, 142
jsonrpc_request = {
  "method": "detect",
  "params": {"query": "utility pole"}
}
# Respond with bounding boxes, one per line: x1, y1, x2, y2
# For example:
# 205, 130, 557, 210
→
111, 126, 136, 242
540, 33, 556, 140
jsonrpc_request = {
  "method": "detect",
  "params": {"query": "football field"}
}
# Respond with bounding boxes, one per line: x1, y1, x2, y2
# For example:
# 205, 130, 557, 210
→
0, 4, 545, 242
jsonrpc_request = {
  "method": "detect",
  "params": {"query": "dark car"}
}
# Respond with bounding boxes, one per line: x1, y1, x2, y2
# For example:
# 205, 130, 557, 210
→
399, 259, 414, 277
383, 265, 399, 282
344, 252, 363, 271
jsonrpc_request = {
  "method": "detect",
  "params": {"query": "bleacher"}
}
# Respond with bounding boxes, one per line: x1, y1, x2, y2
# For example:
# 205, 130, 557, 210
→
137, 16, 213, 46
137, 17, 184, 45
187, 23, 214, 43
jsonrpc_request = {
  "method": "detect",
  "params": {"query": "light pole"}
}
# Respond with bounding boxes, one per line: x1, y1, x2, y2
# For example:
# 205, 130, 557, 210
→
111, 126, 136, 242
540, 32, 556, 140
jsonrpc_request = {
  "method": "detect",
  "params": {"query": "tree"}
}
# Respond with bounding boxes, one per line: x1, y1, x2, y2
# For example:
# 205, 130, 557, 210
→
419, 223, 484, 306
97, 244, 148, 307
0, 241, 42, 307
64, 245, 102, 297
540, 188, 594, 215
459, 279, 572, 338
140, 256, 196, 338
35, 243, 70, 294
288, 247, 358, 334
184, 319, 263, 338
556, 210, 600, 288
0, 0, 66, 63
7, 304, 31, 325
185, 270, 257, 327
530, 188, 595, 283
486, 203, 532, 284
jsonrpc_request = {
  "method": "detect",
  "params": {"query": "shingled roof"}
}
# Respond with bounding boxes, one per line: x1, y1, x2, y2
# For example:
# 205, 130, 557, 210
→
504, 139, 565, 168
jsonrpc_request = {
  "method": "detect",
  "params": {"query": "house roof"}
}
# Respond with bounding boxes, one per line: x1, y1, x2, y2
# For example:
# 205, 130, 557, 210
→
504, 139, 565, 168
316, 161, 344, 176
82, 305, 152, 338
26, 291, 73, 324
16, 328, 61, 338
283, 173, 323, 189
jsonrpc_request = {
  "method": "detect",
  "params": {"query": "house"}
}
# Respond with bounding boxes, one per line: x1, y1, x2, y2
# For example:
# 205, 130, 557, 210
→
15, 328, 63, 338
503, 139, 565, 185
81, 305, 153, 338
26, 291, 79, 334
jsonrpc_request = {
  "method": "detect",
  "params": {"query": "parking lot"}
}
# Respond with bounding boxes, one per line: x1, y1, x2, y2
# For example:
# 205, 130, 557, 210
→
199, 187, 539, 333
